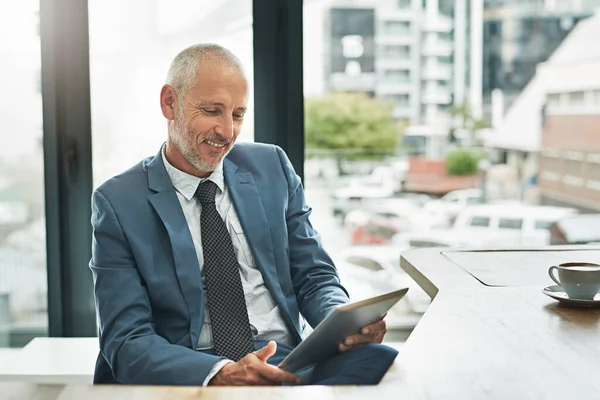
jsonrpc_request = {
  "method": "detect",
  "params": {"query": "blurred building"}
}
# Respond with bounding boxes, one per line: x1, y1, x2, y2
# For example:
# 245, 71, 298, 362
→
482, 0, 600, 120
316, 0, 483, 131
536, 13, 600, 211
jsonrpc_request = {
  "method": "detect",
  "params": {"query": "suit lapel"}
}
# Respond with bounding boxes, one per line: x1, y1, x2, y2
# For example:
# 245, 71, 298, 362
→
147, 150, 203, 347
223, 159, 300, 340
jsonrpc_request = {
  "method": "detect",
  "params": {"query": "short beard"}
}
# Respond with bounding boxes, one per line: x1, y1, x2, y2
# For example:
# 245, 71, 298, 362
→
169, 108, 230, 174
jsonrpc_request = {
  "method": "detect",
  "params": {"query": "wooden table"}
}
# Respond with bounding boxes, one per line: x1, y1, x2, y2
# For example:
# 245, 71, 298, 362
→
395, 245, 600, 399
3, 245, 600, 399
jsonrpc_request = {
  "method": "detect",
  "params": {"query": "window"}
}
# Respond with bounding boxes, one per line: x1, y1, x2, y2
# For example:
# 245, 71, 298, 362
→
384, 21, 410, 35
470, 217, 490, 227
89, 0, 254, 188
385, 94, 410, 105
535, 220, 552, 230
398, 0, 411, 9
364, 224, 397, 239
0, 0, 48, 347
498, 218, 523, 230
568, 91, 584, 106
384, 69, 410, 82
594, 90, 600, 105
547, 93, 561, 107
467, 197, 483, 205
381, 45, 410, 58
442, 195, 458, 203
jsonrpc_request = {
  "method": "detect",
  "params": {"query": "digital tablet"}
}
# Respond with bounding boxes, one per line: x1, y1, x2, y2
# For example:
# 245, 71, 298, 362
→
278, 288, 408, 372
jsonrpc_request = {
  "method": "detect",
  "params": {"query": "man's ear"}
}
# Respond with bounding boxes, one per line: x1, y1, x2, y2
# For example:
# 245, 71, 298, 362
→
160, 85, 177, 120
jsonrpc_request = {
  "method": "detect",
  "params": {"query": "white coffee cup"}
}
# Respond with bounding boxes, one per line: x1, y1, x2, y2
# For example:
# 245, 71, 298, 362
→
548, 262, 600, 300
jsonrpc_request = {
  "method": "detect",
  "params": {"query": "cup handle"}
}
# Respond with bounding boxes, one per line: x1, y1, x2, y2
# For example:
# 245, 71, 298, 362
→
548, 266, 561, 286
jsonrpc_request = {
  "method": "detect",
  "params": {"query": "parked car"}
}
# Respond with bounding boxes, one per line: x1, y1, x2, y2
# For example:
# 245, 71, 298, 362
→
423, 188, 483, 219
330, 169, 399, 221
334, 245, 430, 331
549, 214, 600, 245
344, 198, 448, 231
350, 218, 402, 245
401, 203, 578, 249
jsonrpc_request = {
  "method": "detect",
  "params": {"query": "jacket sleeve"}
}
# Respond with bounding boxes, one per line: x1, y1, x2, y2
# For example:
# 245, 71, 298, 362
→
90, 189, 223, 385
274, 146, 350, 328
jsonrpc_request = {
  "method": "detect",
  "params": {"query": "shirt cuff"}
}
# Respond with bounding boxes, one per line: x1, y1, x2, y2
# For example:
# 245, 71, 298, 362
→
203, 359, 234, 386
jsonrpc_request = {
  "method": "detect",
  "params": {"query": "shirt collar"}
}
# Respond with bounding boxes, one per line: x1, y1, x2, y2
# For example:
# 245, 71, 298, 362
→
161, 145, 225, 201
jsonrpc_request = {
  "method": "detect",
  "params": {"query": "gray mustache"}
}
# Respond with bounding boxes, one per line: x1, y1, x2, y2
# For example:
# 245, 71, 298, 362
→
204, 134, 231, 145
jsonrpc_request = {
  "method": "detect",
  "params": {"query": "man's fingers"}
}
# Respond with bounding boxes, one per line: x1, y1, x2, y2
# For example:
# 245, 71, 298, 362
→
361, 319, 387, 335
344, 333, 375, 347
256, 364, 301, 384
253, 341, 277, 362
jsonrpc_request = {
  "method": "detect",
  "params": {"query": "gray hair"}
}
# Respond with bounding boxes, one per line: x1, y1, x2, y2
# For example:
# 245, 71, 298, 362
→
165, 43, 244, 102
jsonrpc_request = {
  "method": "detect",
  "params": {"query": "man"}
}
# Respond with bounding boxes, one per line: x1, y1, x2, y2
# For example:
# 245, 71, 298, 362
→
90, 43, 398, 386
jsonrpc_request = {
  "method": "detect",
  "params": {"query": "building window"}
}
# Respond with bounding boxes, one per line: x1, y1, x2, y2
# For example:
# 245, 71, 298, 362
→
568, 91, 585, 106
398, 0, 411, 9
594, 90, 600, 105
384, 21, 410, 35
386, 94, 410, 105
564, 160, 582, 177
437, 80, 451, 89
381, 45, 410, 59
384, 69, 410, 82
547, 93, 561, 107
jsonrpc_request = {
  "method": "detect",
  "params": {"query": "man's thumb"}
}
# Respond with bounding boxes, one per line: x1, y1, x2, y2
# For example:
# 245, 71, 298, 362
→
254, 341, 277, 361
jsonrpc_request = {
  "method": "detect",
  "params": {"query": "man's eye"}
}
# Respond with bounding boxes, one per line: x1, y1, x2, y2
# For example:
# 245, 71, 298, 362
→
203, 109, 219, 115
233, 114, 245, 121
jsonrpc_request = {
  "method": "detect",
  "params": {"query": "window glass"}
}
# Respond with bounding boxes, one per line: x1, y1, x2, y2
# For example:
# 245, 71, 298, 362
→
498, 218, 523, 230
568, 91, 584, 106
535, 220, 552, 230
470, 216, 491, 227
301, 0, 593, 342
0, 0, 48, 347
89, 0, 254, 188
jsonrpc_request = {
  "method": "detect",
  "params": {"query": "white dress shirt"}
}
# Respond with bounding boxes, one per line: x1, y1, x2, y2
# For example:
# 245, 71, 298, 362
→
161, 149, 293, 384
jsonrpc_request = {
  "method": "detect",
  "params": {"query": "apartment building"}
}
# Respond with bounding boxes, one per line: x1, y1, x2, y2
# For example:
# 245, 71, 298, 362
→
323, 0, 481, 130
482, 0, 599, 118
537, 14, 600, 211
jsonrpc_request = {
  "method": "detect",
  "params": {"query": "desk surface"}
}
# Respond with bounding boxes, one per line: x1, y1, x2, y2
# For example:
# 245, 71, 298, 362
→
3, 246, 600, 399
396, 245, 600, 399
0, 338, 98, 384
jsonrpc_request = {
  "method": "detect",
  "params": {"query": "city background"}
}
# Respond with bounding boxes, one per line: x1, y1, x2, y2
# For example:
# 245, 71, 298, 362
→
2, 0, 600, 346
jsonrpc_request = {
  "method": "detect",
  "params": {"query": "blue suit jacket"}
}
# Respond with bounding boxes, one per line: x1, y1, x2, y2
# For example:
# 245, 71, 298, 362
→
90, 143, 350, 385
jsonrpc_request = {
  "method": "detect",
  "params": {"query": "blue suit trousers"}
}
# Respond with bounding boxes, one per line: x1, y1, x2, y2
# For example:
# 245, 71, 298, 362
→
254, 341, 398, 385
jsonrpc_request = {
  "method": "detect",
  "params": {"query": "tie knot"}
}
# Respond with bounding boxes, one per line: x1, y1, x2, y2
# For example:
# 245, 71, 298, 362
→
196, 180, 218, 204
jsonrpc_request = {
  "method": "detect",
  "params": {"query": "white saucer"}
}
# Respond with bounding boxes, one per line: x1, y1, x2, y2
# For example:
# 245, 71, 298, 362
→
542, 285, 600, 307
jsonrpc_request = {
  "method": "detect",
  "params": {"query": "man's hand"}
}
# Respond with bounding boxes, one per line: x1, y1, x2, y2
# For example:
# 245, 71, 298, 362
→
339, 315, 387, 352
208, 341, 301, 386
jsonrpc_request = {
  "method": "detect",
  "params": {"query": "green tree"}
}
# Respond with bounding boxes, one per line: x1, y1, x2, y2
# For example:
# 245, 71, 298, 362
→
445, 148, 480, 176
305, 92, 399, 173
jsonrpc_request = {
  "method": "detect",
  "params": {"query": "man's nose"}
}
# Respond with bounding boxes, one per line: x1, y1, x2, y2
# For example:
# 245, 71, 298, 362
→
216, 116, 234, 140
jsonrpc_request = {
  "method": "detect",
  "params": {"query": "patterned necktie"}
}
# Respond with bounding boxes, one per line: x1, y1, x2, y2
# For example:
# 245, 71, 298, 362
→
196, 180, 254, 361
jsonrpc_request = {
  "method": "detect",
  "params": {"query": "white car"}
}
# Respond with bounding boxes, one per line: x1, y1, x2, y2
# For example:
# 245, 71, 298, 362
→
403, 203, 579, 249
334, 245, 431, 330
423, 189, 483, 219
343, 198, 449, 232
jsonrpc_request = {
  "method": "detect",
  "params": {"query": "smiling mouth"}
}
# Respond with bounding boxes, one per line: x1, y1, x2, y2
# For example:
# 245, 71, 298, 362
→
205, 139, 228, 149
